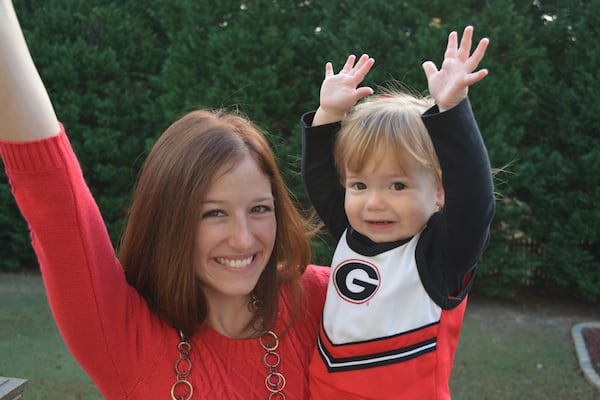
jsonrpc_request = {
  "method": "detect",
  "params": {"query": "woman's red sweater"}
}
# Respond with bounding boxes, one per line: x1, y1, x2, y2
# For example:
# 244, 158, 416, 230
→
0, 125, 329, 399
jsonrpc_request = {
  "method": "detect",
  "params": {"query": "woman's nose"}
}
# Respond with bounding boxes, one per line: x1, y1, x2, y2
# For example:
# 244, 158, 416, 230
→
229, 215, 253, 250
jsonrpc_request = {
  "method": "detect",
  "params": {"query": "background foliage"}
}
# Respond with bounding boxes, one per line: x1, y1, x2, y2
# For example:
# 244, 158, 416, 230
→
1, 0, 598, 302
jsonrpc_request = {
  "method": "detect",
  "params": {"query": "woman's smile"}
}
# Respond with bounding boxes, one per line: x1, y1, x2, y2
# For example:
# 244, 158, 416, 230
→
215, 255, 255, 269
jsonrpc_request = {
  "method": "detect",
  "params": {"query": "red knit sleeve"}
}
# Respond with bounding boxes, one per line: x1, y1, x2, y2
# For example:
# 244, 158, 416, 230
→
0, 126, 166, 398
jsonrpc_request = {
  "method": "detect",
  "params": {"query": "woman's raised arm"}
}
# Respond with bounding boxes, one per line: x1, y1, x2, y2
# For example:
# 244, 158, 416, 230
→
0, 0, 59, 142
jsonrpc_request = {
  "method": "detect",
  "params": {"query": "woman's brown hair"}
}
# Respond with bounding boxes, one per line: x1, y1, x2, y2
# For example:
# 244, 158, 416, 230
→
119, 109, 314, 338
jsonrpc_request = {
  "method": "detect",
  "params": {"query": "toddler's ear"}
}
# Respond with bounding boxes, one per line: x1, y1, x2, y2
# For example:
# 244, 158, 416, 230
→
436, 185, 445, 209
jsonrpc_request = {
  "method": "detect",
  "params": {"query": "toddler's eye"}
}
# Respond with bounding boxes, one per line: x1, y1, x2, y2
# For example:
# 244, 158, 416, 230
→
350, 182, 367, 190
391, 182, 406, 190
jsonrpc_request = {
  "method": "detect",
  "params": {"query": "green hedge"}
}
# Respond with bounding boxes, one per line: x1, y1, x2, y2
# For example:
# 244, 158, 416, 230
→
1, 0, 598, 302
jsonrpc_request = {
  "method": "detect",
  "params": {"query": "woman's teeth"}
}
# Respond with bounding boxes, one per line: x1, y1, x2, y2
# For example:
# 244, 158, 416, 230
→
216, 256, 253, 268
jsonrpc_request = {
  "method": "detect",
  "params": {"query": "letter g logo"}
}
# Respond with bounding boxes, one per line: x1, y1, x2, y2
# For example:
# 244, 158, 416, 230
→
333, 260, 380, 303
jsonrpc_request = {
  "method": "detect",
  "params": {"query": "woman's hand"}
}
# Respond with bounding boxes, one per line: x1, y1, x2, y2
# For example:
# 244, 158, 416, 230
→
0, 0, 59, 141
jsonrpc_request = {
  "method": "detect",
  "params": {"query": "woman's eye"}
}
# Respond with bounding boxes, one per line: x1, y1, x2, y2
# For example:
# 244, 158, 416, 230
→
391, 182, 406, 190
252, 205, 274, 214
202, 209, 225, 219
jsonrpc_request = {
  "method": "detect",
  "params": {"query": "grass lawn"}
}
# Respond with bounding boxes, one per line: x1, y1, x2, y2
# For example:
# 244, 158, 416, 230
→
451, 293, 600, 399
0, 273, 100, 399
1, 272, 599, 399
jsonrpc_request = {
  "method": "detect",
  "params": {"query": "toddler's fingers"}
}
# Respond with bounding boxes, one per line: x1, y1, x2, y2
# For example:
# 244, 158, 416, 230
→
355, 86, 374, 99
444, 31, 458, 59
458, 26, 474, 60
422, 61, 439, 79
325, 62, 334, 78
467, 38, 490, 70
464, 69, 489, 86
354, 54, 370, 70
354, 57, 375, 80
340, 54, 356, 73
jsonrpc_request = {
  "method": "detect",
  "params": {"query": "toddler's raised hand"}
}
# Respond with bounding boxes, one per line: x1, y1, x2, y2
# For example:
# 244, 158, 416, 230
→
313, 54, 375, 126
422, 26, 489, 112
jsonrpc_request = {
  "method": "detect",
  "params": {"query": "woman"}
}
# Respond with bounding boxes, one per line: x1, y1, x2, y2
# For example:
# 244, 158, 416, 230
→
0, 1, 328, 398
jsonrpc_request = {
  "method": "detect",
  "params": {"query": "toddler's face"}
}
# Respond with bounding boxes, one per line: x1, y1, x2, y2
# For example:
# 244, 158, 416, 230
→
344, 152, 443, 243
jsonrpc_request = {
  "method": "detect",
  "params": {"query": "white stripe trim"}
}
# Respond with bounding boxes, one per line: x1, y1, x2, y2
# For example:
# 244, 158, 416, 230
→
318, 337, 437, 370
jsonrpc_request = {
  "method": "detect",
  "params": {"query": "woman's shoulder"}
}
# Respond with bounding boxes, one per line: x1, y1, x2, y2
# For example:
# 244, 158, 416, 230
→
301, 264, 330, 288
283, 265, 329, 337
300, 264, 330, 309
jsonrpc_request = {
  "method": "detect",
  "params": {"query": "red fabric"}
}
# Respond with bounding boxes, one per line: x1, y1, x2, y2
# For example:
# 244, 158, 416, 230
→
0, 127, 329, 399
309, 299, 467, 400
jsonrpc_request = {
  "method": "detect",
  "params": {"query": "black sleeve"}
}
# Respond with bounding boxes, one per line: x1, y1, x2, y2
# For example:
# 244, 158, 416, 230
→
300, 111, 348, 240
417, 98, 496, 307
300, 100, 496, 308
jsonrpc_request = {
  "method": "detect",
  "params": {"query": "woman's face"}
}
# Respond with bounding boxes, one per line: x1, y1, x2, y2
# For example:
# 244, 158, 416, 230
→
194, 154, 276, 302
